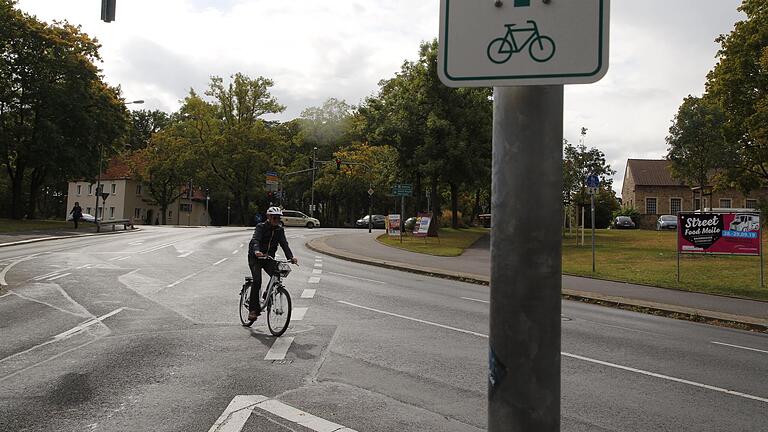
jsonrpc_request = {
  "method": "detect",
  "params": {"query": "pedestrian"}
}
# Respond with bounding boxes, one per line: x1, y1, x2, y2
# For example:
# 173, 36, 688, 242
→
69, 201, 83, 229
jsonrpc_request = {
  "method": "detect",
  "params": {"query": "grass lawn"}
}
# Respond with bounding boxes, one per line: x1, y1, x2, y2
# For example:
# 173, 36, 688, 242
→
0, 218, 71, 233
564, 229, 768, 301
376, 227, 489, 257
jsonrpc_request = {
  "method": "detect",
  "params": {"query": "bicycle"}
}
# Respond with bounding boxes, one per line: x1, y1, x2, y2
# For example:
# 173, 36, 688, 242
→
487, 20, 556, 64
239, 257, 294, 336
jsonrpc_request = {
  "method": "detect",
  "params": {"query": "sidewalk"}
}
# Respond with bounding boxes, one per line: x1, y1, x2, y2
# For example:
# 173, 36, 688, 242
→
0, 224, 136, 248
306, 231, 768, 330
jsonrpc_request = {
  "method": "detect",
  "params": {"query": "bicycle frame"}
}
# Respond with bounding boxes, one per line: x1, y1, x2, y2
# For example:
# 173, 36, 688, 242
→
504, 20, 540, 52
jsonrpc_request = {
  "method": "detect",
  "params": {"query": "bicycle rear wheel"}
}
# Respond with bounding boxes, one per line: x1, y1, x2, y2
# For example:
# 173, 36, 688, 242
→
267, 287, 292, 337
239, 282, 254, 327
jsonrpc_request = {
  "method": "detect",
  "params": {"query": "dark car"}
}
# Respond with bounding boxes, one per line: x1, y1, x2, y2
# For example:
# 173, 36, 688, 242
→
613, 216, 636, 229
355, 214, 386, 229
656, 215, 677, 230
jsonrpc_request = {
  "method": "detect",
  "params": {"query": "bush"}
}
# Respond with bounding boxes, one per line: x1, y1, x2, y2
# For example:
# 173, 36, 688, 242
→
440, 209, 468, 228
612, 206, 641, 226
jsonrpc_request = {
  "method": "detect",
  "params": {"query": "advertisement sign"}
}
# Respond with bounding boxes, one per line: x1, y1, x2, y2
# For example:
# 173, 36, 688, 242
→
387, 214, 401, 237
413, 213, 432, 237
678, 212, 761, 256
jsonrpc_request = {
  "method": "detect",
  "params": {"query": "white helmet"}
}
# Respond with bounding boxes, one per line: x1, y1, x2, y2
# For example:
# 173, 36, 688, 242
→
266, 206, 283, 216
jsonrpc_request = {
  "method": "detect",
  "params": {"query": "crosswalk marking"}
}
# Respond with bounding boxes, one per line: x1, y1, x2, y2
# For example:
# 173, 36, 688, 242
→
308, 277, 320, 284
301, 289, 316, 299
207, 395, 268, 432
264, 336, 294, 360
292, 307, 308, 321
313, 263, 323, 268
312, 269, 322, 274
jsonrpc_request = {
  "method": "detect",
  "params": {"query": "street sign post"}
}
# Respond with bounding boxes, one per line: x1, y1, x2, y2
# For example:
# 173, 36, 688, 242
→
438, 0, 609, 87
586, 175, 600, 272
438, 1, 611, 429
391, 184, 413, 196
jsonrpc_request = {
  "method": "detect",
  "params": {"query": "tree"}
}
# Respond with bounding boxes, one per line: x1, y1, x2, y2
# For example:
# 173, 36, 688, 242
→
562, 139, 616, 208
0, 0, 127, 218
127, 109, 170, 151
705, 0, 768, 191
666, 95, 727, 188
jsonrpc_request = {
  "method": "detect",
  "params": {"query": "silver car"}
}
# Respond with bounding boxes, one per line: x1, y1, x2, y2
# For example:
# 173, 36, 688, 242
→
656, 215, 677, 230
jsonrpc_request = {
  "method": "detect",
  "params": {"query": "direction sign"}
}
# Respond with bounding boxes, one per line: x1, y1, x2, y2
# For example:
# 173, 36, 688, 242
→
368, 188, 374, 196
391, 184, 413, 197
586, 175, 600, 188
438, 0, 610, 87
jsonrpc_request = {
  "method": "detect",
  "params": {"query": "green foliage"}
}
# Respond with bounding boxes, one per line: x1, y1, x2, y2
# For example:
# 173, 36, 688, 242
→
563, 139, 617, 207
612, 206, 641, 226
666, 95, 728, 188
127, 109, 170, 151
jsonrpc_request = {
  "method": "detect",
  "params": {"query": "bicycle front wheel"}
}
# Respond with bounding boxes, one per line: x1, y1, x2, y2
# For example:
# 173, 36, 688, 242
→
239, 283, 254, 327
267, 287, 292, 337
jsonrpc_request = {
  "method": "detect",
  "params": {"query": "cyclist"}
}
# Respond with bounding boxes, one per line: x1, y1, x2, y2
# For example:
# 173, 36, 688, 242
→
247, 206, 298, 321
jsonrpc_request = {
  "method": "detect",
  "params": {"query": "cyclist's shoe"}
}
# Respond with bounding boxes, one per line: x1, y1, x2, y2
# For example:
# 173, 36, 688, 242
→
248, 311, 260, 321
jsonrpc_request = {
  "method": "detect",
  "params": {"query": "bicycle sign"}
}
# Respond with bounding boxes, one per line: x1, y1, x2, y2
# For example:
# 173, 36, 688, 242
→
438, 0, 610, 87
487, 21, 555, 64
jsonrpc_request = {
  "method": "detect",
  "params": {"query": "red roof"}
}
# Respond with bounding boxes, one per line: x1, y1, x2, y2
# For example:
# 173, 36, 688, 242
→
626, 159, 686, 186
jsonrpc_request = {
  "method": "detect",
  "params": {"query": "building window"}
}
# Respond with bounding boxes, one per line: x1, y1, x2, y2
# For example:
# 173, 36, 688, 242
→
88, 184, 93, 195
719, 199, 732, 209
645, 198, 657, 215
76, 185, 81, 195
180, 203, 192, 212
670, 198, 682, 214
746, 199, 758, 209
109, 207, 115, 218
111, 184, 116, 194
168, 210, 172, 219
694, 198, 701, 211
86, 207, 91, 214
136, 184, 142, 195
134, 208, 141, 218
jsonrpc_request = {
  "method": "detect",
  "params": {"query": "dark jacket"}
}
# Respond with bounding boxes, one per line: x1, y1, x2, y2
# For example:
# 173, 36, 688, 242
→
249, 222, 294, 259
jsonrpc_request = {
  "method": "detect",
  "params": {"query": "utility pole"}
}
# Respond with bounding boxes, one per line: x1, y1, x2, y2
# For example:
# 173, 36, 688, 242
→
490, 85, 562, 431
310, 147, 317, 218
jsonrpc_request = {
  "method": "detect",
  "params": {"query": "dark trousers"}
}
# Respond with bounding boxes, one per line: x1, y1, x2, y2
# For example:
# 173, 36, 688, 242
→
247, 254, 278, 312
73, 216, 80, 229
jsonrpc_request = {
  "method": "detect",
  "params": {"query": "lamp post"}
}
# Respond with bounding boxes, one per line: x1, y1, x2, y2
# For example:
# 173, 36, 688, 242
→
95, 99, 143, 232
310, 146, 317, 218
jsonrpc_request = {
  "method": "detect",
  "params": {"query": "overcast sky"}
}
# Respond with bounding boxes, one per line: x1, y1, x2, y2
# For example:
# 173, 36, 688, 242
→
17, 0, 745, 196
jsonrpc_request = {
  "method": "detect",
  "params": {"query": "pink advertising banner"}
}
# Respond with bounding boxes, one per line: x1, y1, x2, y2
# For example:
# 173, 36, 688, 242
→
678, 212, 761, 256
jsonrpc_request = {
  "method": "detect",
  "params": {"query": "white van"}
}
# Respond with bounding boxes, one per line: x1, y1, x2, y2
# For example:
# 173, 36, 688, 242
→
729, 213, 760, 232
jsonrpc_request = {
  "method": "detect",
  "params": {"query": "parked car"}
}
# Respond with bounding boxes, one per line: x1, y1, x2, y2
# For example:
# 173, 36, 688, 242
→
280, 210, 320, 228
355, 214, 386, 229
656, 215, 677, 230
613, 216, 636, 229
66, 213, 97, 223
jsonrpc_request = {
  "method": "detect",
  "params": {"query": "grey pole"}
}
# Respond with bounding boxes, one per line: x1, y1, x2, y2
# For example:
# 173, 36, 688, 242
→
368, 190, 373, 234
95, 143, 104, 233
591, 193, 596, 272
489, 85, 562, 432
310, 147, 317, 218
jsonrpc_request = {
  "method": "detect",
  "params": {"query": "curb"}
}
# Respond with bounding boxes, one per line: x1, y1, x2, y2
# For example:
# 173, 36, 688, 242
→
306, 236, 768, 332
0, 227, 141, 248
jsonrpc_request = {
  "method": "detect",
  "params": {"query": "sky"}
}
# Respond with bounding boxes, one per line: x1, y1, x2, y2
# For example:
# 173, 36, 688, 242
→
16, 0, 746, 196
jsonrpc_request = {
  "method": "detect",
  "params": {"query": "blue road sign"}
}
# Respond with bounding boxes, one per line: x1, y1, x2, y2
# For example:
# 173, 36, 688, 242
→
586, 175, 600, 188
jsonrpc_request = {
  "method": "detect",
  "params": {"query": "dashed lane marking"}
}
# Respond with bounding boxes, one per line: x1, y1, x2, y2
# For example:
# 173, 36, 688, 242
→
292, 307, 307, 321
213, 258, 228, 266
711, 341, 768, 355
177, 251, 194, 258
308, 277, 320, 284
116, 256, 130, 261
301, 289, 316, 299
461, 297, 489, 304
326, 272, 386, 285
231, 250, 239, 255
47, 272, 71, 281
264, 336, 294, 360
54, 308, 125, 341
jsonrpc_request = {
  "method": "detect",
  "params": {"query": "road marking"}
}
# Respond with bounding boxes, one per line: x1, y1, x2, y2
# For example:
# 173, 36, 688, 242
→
47, 272, 71, 281
208, 395, 358, 432
138, 242, 176, 254
177, 251, 194, 258
54, 308, 125, 341
314, 263, 323, 268
128, 241, 144, 245
312, 269, 322, 274
308, 277, 321, 284
264, 337, 294, 360
116, 256, 131, 261
461, 297, 489, 304
76, 264, 92, 269
314, 258, 322, 262
231, 250, 239, 255
207, 395, 268, 432
326, 272, 386, 284
256, 398, 358, 432
167, 269, 206, 288
338, 300, 768, 405
33, 271, 61, 281
292, 307, 308, 321
213, 258, 228, 266
301, 289, 316, 299
1, 255, 40, 285
314, 255, 321, 259
712, 341, 768, 355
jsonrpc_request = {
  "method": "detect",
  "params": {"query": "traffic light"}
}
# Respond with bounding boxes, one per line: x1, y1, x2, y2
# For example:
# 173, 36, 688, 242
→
336, 159, 341, 171
101, 0, 116, 22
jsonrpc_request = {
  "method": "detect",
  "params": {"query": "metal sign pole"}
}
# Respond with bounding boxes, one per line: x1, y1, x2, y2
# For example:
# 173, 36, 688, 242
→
489, 85, 562, 431
591, 193, 596, 272
761, 211, 764, 288
677, 215, 681, 283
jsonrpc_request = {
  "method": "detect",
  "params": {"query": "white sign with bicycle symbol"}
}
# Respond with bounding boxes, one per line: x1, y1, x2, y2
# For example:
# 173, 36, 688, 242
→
438, 0, 610, 87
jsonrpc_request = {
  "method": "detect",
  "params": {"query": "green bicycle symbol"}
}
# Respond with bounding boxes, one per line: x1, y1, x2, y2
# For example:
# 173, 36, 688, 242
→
487, 20, 556, 64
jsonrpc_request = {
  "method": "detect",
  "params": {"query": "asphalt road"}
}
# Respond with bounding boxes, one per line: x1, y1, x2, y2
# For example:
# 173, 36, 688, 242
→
0, 226, 766, 431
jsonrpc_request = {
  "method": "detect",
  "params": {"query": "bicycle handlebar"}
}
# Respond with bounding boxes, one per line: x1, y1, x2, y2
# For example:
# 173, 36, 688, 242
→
255, 255, 297, 265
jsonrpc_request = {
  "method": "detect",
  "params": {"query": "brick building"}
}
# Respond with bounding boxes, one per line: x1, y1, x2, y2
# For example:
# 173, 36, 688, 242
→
621, 159, 766, 229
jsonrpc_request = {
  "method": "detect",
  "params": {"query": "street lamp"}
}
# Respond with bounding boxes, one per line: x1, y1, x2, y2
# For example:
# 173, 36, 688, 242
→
94, 99, 143, 232
310, 146, 317, 218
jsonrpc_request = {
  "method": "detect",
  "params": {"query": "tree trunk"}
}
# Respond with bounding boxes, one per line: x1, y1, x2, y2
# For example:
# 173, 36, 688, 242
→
473, 188, 481, 223
415, 172, 422, 213
27, 168, 45, 220
450, 182, 459, 229
161, 204, 168, 224
430, 176, 441, 234
9, 165, 25, 220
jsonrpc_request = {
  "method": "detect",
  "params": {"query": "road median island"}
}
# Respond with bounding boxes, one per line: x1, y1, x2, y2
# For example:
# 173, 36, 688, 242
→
375, 227, 488, 257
